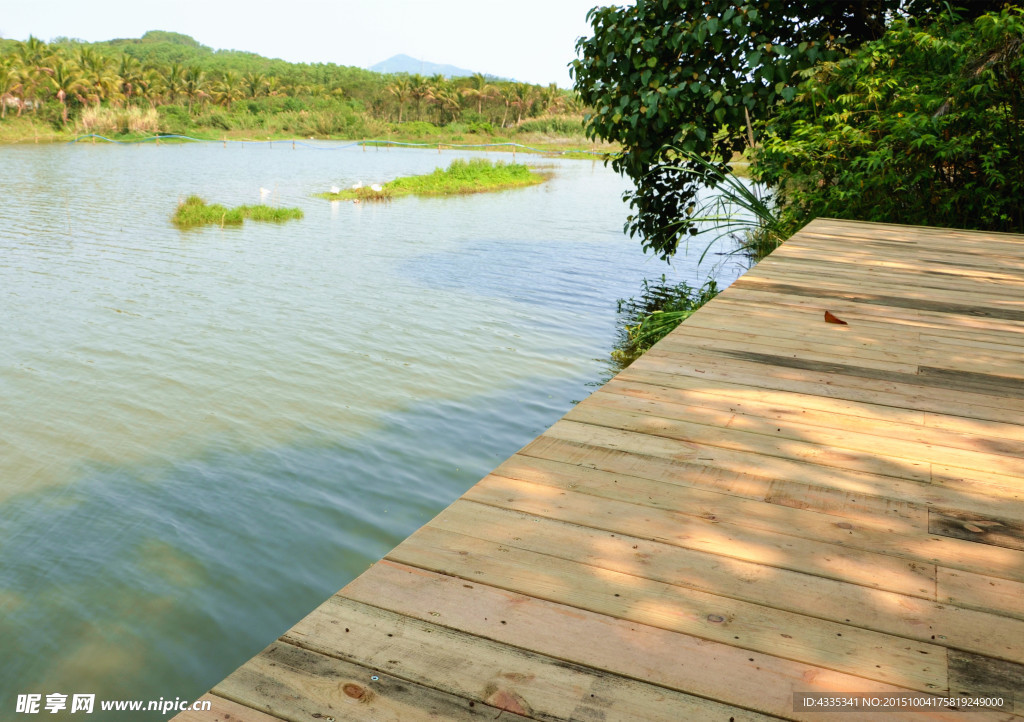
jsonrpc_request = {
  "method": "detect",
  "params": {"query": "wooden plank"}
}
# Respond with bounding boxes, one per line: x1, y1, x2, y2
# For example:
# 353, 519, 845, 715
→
675, 315, 1024, 373
282, 594, 774, 721
634, 349, 1024, 424
534, 422, 1024, 523
617, 365, 931, 428
604, 376, 1024, 460
508, 443, 927, 524
172, 695, 285, 722
948, 651, 1023, 715
937, 568, 1024, 622
731, 262, 1024, 300
466, 469, 1024, 586
563, 403, 933, 484
710, 296, 1024, 341
660, 328, 924, 374
343, 561, 1007, 722
588, 384, 1024, 478
678, 347, 1024, 400
388, 524, 949, 693
214, 640, 530, 722
929, 509, 1024, 552
699, 287, 1024, 348
782, 237, 1024, 268
432, 500, 1024, 665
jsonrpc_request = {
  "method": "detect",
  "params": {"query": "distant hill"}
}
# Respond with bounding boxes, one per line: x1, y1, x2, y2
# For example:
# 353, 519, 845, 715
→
369, 54, 481, 78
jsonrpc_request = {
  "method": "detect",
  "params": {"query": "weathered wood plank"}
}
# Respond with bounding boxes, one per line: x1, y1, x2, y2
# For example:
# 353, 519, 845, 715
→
172, 695, 285, 722
343, 562, 1006, 722
214, 640, 529, 722
388, 525, 948, 693
635, 348, 1024, 424
282, 594, 775, 721
937, 568, 1024, 622
587, 384, 1024, 477
431, 500, 1024, 665
948, 651, 1023, 715
465, 469, 1024, 585
929, 509, 1024, 552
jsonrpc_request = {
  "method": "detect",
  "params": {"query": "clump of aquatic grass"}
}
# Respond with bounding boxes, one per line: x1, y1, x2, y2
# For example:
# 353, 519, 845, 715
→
172, 195, 303, 228
316, 158, 546, 202
611, 276, 719, 369
316, 185, 394, 202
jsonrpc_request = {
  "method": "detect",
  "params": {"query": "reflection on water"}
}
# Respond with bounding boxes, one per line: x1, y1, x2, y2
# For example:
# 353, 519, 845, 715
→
0, 143, 745, 716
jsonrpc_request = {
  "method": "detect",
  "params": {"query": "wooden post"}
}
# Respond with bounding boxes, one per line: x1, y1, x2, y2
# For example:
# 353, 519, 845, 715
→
438, 143, 441, 154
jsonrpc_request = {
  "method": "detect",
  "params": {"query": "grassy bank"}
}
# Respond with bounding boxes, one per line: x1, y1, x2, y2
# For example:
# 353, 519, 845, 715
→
172, 195, 303, 227
317, 158, 547, 202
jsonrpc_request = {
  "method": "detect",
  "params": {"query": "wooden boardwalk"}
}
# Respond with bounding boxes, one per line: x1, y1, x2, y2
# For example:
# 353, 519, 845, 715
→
177, 219, 1024, 721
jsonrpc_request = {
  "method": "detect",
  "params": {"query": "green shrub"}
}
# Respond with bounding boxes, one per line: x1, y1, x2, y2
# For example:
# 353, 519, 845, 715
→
756, 7, 1024, 235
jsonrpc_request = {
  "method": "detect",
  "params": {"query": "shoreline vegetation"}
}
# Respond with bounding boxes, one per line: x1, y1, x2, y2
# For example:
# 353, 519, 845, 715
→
0, 32, 614, 157
316, 158, 546, 202
172, 195, 303, 228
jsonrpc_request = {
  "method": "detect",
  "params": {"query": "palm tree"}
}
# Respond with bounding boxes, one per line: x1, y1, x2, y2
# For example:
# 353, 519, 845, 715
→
76, 47, 119, 106
499, 85, 517, 127
140, 66, 163, 108
214, 70, 242, 109
539, 83, 564, 115
16, 36, 52, 114
462, 72, 495, 115
388, 76, 412, 123
0, 61, 22, 119
0, 62, 20, 118
183, 66, 206, 113
408, 74, 430, 121
161, 63, 185, 104
117, 54, 145, 106
48, 59, 86, 124
512, 83, 535, 125
243, 72, 266, 99
431, 82, 462, 124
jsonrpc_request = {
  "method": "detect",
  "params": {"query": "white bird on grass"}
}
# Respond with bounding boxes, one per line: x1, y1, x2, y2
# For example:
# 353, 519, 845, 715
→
351, 181, 363, 190
370, 183, 383, 193
330, 186, 340, 194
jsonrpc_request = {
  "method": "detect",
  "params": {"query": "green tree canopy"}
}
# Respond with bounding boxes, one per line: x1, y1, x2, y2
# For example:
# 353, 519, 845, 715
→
572, 0, 1010, 260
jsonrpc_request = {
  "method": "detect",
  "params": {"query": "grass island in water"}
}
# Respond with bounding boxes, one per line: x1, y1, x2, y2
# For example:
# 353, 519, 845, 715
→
316, 158, 547, 202
172, 195, 304, 228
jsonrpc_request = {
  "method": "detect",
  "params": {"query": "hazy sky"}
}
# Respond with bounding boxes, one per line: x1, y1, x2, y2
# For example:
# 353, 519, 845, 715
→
0, 0, 618, 87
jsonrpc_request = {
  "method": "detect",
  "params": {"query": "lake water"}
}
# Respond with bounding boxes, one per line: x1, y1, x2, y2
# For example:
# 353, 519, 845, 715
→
0, 141, 746, 716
